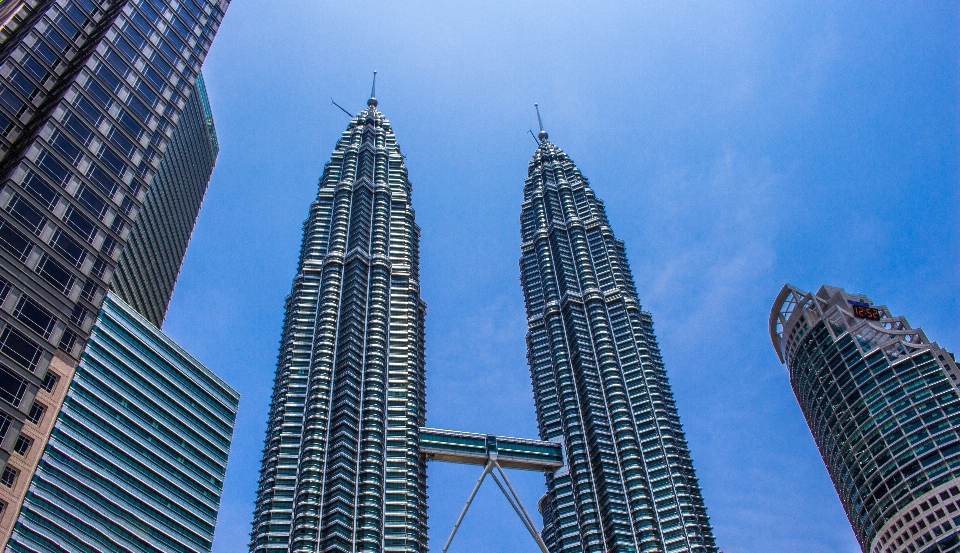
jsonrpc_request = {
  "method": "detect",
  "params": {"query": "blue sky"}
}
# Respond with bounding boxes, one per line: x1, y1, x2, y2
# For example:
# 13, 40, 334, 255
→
161, 1, 958, 551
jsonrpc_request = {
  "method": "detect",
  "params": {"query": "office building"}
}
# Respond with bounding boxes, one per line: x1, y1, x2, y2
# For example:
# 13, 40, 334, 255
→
770, 285, 960, 553
7, 292, 238, 552
112, 72, 219, 327
519, 126, 717, 552
5, 66, 230, 553
0, 0, 229, 539
250, 92, 428, 552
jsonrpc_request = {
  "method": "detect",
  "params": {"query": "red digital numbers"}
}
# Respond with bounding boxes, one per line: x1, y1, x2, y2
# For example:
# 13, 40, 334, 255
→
852, 305, 881, 320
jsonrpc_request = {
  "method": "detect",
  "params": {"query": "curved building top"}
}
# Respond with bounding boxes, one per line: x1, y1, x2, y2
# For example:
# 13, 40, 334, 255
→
769, 284, 960, 553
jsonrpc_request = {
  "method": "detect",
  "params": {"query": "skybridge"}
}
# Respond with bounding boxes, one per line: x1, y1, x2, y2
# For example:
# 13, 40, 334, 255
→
419, 427, 563, 471
419, 427, 564, 553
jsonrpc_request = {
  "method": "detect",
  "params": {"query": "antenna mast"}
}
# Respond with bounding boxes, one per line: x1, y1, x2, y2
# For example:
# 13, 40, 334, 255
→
331, 99, 352, 117
528, 129, 540, 146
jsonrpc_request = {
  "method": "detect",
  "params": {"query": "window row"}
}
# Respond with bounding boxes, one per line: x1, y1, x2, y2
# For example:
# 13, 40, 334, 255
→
3, 168, 117, 276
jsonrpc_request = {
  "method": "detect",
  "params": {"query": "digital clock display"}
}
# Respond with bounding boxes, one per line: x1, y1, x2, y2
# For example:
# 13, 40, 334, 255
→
852, 305, 881, 320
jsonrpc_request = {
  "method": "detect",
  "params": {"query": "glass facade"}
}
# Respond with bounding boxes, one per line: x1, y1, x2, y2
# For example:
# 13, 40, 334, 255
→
6, 291, 238, 552
250, 96, 428, 553
0, 0, 230, 541
519, 130, 717, 553
770, 285, 960, 553
112, 71, 219, 328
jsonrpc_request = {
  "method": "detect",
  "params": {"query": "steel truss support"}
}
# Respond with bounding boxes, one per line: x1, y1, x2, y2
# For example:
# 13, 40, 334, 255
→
440, 456, 551, 553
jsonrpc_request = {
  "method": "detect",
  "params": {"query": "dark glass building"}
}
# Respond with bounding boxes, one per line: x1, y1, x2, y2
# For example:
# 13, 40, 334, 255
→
0, 0, 229, 542
112, 72, 219, 327
519, 127, 717, 553
7, 291, 238, 553
250, 94, 428, 553
770, 285, 960, 553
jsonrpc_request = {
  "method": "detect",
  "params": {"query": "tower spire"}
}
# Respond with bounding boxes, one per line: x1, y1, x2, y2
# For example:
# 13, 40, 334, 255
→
368, 70, 378, 107
535, 103, 548, 141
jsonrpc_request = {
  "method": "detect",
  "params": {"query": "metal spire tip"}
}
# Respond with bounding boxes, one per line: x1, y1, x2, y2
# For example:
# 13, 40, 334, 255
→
534, 103, 548, 141
368, 71, 378, 107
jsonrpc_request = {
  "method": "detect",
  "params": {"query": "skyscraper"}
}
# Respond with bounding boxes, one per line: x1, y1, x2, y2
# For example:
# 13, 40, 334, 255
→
7, 291, 238, 553
250, 91, 428, 552
770, 285, 960, 553
520, 125, 717, 553
2, 67, 232, 552
112, 72, 219, 327
0, 0, 229, 536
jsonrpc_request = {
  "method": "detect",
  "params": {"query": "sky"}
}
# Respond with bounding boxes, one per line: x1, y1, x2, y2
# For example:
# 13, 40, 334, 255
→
160, 1, 958, 552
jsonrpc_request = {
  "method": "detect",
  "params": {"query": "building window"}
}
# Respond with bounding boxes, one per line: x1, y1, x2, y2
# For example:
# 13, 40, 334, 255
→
6, 194, 47, 235
36, 254, 76, 296
72, 94, 103, 127
91, 257, 107, 279
58, 328, 78, 354
63, 205, 97, 243
119, 196, 134, 216
35, 149, 70, 187
80, 280, 98, 303
0, 413, 11, 442
106, 125, 136, 157
0, 85, 25, 117
50, 130, 83, 166
0, 325, 43, 371
1, 466, 19, 488
8, 69, 38, 101
62, 112, 93, 146
51, 10, 81, 43
40, 370, 59, 393
124, 95, 150, 128
26, 401, 45, 425
42, 24, 70, 56
96, 144, 126, 178
20, 54, 49, 85
21, 171, 60, 210
0, 220, 34, 262
13, 435, 31, 456
51, 229, 88, 269
13, 295, 56, 340
83, 75, 112, 110
0, 111, 13, 136
69, 304, 87, 328
75, 183, 107, 218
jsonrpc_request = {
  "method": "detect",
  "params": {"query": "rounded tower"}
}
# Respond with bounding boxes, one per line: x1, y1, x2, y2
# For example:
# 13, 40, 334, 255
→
771, 285, 960, 553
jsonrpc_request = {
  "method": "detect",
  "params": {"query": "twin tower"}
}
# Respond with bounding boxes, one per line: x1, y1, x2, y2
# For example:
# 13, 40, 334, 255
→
249, 92, 718, 553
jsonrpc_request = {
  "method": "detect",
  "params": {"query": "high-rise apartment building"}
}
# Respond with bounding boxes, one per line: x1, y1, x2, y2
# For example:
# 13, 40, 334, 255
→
7, 291, 238, 553
251, 93, 428, 552
770, 285, 960, 553
0, 0, 229, 537
112, 71, 219, 327
519, 127, 717, 553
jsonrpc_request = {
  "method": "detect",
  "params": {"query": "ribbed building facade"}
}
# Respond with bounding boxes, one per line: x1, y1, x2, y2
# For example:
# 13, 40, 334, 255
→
8, 292, 238, 553
520, 130, 717, 553
112, 71, 219, 327
0, 0, 229, 542
770, 285, 960, 553
250, 96, 428, 553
